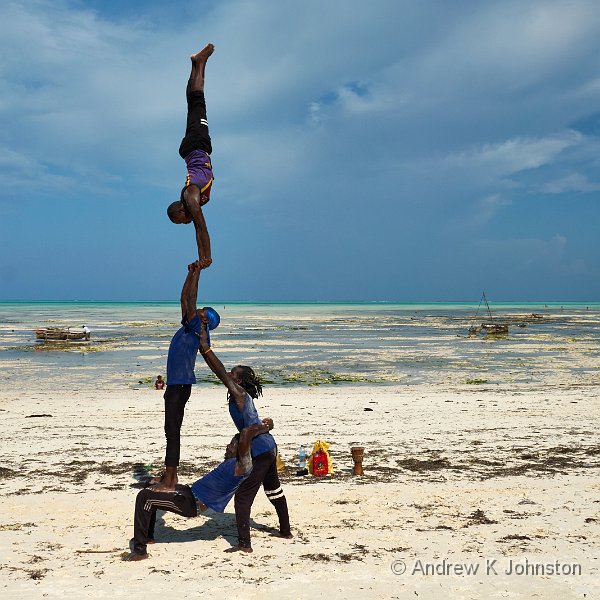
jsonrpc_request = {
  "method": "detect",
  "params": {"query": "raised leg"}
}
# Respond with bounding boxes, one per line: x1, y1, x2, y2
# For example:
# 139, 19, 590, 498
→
189, 43, 214, 93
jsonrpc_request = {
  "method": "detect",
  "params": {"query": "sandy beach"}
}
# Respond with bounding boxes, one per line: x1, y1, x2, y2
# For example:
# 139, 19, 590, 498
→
1, 380, 599, 599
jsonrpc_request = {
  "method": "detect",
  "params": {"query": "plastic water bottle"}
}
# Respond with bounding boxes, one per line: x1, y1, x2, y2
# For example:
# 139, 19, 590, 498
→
298, 445, 307, 470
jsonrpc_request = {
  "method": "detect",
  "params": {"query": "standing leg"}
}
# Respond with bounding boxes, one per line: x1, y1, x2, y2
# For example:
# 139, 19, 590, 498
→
164, 384, 192, 467
228, 452, 275, 552
263, 459, 292, 538
155, 384, 192, 490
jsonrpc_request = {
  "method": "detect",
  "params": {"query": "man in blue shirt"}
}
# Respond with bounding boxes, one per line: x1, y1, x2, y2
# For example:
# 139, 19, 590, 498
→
152, 261, 220, 491
123, 419, 274, 562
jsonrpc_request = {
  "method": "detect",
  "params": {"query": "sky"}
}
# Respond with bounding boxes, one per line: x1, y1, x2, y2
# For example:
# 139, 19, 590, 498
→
1, 0, 600, 302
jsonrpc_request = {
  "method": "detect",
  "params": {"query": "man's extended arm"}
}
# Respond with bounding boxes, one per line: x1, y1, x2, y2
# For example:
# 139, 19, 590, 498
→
235, 420, 274, 476
183, 187, 212, 267
183, 262, 202, 323
180, 261, 200, 321
198, 322, 246, 409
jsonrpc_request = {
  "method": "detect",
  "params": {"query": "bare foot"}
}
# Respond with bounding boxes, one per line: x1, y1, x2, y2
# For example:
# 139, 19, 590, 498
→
148, 467, 177, 491
149, 482, 177, 492
271, 531, 293, 539
121, 552, 148, 562
191, 43, 214, 64
224, 545, 253, 554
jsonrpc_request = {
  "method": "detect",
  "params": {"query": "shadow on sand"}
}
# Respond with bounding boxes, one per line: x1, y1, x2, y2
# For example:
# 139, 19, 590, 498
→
152, 511, 280, 548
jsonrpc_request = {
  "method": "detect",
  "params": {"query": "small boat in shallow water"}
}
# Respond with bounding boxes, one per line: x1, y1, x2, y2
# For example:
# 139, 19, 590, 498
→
468, 293, 509, 337
480, 323, 508, 335
35, 328, 90, 341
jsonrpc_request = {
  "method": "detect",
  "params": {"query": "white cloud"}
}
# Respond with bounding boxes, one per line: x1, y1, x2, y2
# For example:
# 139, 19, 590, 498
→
2, 0, 600, 299
541, 173, 600, 194
443, 132, 582, 178
477, 234, 586, 274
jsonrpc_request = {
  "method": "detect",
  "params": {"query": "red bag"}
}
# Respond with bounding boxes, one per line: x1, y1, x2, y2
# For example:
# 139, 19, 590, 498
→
312, 449, 329, 476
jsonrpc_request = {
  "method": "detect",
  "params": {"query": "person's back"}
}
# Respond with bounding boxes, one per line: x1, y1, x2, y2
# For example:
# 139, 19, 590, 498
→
191, 457, 245, 513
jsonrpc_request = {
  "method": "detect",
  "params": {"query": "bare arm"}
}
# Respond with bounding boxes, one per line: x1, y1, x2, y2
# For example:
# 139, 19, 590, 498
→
184, 263, 202, 323
180, 261, 200, 321
198, 322, 246, 408
235, 420, 274, 476
183, 187, 212, 267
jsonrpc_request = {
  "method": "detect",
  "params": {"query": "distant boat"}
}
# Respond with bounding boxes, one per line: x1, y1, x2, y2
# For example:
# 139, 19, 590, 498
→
35, 327, 90, 342
479, 322, 509, 335
468, 293, 509, 336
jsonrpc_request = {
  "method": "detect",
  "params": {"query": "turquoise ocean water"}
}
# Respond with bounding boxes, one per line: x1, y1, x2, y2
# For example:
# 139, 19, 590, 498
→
1, 301, 599, 389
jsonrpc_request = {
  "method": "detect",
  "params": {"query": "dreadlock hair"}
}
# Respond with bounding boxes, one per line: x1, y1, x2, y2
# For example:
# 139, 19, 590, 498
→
235, 365, 263, 399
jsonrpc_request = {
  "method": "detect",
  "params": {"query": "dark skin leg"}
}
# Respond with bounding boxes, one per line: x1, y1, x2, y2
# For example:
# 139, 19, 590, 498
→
150, 465, 178, 492
190, 43, 214, 92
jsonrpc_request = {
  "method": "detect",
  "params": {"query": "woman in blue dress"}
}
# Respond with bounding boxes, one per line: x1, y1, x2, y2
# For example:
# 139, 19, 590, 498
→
198, 321, 292, 552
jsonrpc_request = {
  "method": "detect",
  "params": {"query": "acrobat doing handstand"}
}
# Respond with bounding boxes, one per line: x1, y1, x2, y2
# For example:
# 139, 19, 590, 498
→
167, 43, 215, 268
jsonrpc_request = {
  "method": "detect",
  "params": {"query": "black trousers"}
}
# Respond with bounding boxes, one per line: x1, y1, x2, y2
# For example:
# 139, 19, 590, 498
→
132, 484, 197, 555
163, 384, 192, 467
233, 450, 291, 548
179, 84, 212, 158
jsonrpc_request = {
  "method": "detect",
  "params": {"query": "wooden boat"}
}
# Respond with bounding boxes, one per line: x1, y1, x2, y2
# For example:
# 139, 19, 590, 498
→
480, 323, 508, 335
35, 328, 90, 341
468, 293, 509, 336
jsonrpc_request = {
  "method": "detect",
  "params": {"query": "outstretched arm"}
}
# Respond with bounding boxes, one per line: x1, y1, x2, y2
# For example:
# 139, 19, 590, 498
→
183, 187, 212, 268
182, 261, 202, 322
198, 322, 247, 408
179, 261, 200, 321
235, 419, 274, 476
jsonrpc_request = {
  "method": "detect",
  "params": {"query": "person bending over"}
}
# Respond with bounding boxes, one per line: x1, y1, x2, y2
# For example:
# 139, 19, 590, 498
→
167, 42, 215, 268
123, 420, 274, 561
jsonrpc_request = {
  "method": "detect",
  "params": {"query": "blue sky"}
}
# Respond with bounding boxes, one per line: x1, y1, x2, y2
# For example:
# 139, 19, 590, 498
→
1, 0, 600, 301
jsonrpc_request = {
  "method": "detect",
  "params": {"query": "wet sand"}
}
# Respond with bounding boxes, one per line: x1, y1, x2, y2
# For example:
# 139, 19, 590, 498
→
1, 382, 599, 598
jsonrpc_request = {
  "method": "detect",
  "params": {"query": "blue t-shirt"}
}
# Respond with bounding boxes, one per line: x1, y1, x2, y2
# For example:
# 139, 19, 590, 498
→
166, 315, 202, 385
229, 392, 276, 458
191, 458, 248, 512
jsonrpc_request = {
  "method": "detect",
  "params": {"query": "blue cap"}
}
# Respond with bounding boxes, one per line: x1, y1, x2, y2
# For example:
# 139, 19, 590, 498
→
205, 307, 220, 330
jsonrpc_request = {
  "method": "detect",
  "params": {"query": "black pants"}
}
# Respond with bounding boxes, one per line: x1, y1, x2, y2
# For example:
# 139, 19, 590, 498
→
131, 484, 197, 555
234, 450, 291, 548
163, 384, 192, 467
179, 83, 212, 159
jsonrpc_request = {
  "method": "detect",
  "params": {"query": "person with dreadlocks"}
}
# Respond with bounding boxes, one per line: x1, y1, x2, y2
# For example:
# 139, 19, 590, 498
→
198, 322, 292, 553
166, 42, 215, 268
